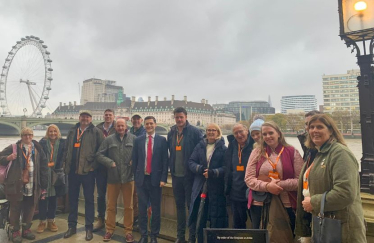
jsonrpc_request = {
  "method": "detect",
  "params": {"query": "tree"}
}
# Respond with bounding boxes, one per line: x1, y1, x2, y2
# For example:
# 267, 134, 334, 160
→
285, 113, 304, 132
267, 113, 287, 130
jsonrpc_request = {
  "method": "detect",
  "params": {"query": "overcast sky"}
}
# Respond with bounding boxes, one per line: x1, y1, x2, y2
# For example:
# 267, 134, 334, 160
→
0, 0, 360, 114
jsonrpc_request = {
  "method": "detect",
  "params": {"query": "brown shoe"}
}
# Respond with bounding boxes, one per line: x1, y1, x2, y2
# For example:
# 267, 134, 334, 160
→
103, 232, 113, 242
126, 233, 135, 243
47, 219, 58, 232
37, 221, 46, 233
93, 218, 105, 232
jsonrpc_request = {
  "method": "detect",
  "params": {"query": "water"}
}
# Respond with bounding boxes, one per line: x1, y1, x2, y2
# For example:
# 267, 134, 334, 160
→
1, 131, 363, 169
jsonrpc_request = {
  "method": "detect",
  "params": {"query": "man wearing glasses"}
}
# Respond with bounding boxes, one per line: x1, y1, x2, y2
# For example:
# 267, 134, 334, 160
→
224, 123, 254, 229
167, 107, 202, 243
63, 110, 104, 241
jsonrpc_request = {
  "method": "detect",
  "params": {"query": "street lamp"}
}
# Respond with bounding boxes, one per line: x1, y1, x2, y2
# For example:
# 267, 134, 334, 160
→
338, 0, 374, 193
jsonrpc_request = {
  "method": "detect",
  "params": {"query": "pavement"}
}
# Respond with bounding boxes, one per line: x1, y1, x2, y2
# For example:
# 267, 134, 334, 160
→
0, 213, 173, 243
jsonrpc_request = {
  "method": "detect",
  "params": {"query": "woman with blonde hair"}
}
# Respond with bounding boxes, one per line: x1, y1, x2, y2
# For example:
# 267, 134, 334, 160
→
244, 121, 303, 242
36, 124, 66, 234
0, 127, 48, 243
295, 114, 366, 242
188, 123, 227, 243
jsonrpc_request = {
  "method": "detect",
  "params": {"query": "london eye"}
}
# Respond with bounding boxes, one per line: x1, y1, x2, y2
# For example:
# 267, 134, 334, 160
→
0, 35, 53, 117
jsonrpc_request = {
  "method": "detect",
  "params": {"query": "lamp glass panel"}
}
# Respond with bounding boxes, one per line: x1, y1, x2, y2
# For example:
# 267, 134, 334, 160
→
342, 0, 374, 33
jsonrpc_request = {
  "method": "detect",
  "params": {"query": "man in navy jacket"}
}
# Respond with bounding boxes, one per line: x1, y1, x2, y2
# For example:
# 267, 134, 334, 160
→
132, 116, 168, 243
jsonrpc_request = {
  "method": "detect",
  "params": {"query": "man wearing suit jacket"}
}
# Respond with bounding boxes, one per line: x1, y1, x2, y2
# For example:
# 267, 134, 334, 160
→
132, 116, 168, 243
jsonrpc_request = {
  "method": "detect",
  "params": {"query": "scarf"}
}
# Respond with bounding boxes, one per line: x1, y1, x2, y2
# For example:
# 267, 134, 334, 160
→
47, 139, 60, 167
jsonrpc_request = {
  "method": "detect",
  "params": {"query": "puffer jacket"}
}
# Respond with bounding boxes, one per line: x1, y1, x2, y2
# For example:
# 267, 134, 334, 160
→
96, 132, 136, 184
188, 137, 228, 228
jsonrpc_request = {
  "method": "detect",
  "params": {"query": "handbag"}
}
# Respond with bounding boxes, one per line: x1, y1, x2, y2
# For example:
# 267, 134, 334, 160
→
52, 168, 66, 186
312, 191, 342, 243
22, 168, 29, 185
0, 144, 17, 184
252, 190, 269, 202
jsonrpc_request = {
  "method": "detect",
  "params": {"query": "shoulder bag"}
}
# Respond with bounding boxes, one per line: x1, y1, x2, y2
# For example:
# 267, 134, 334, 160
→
312, 191, 342, 243
0, 144, 17, 184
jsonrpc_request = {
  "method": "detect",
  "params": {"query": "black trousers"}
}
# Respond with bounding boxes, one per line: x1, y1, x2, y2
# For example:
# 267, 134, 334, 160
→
136, 175, 162, 238
38, 196, 57, 220
95, 167, 107, 219
230, 200, 250, 229
172, 175, 193, 241
68, 171, 95, 230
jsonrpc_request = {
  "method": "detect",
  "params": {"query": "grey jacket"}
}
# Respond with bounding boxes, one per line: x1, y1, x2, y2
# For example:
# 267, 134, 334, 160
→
96, 132, 136, 184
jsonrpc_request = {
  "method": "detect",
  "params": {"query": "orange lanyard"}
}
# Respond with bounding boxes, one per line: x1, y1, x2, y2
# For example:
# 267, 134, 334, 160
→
21, 145, 32, 166
50, 143, 54, 162
265, 146, 284, 172
177, 133, 183, 146
77, 128, 85, 142
238, 144, 243, 165
305, 163, 314, 181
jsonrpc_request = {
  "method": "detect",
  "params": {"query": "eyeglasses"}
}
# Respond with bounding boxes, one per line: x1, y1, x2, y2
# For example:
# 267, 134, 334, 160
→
234, 130, 245, 136
206, 129, 217, 132
22, 134, 33, 137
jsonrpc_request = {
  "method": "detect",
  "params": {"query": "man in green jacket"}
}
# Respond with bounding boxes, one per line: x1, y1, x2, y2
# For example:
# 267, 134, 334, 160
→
63, 110, 104, 241
96, 119, 136, 243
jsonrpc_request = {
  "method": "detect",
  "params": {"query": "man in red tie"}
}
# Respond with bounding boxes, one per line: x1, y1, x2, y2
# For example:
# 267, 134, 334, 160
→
132, 116, 168, 243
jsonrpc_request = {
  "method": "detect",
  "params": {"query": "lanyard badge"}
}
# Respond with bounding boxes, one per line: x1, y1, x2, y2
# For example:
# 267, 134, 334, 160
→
237, 144, 244, 171
176, 133, 183, 151
265, 146, 284, 179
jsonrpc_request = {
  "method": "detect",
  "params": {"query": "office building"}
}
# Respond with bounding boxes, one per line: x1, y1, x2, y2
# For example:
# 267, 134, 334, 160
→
322, 69, 360, 113
80, 78, 124, 105
280, 95, 317, 114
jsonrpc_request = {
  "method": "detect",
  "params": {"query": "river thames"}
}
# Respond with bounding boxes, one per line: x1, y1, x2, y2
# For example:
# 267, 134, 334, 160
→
0, 130, 364, 169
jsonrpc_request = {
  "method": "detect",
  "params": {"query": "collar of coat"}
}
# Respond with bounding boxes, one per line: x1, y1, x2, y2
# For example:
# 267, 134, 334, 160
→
316, 139, 336, 153
170, 120, 191, 132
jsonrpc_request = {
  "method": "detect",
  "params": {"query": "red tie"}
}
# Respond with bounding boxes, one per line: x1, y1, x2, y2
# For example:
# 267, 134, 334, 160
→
146, 135, 152, 174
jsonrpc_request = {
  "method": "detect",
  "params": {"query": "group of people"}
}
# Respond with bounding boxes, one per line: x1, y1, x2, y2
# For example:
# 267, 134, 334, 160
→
0, 107, 367, 243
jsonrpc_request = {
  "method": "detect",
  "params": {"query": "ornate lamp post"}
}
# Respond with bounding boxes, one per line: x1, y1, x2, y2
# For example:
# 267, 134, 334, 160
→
338, 0, 374, 193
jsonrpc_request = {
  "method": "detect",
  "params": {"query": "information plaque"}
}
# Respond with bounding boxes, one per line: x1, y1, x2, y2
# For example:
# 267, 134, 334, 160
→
204, 229, 269, 243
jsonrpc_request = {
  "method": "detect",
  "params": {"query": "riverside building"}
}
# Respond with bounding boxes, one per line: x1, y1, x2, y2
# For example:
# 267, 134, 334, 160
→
322, 69, 360, 113
280, 95, 317, 114
52, 96, 236, 126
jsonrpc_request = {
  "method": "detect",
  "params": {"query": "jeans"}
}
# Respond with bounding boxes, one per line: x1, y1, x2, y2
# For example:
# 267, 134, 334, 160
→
68, 171, 95, 230
136, 176, 162, 238
38, 196, 57, 220
231, 200, 250, 229
172, 175, 193, 241
95, 166, 107, 220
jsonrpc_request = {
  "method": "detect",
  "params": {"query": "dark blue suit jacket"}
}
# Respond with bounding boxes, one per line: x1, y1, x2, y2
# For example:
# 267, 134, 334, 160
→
132, 134, 168, 187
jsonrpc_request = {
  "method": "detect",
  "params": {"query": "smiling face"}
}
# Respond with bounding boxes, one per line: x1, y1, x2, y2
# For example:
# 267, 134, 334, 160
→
206, 124, 219, 143
233, 125, 248, 146
309, 120, 332, 147
104, 111, 114, 124
21, 133, 33, 145
145, 118, 156, 135
48, 127, 58, 141
115, 119, 127, 137
131, 116, 143, 129
261, 125, 280, 149
251, 130, 261, 143
79, 114, 92, 127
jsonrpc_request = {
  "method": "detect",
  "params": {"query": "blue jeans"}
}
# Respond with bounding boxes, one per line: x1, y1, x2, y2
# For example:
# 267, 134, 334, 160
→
68, 171, 95, 230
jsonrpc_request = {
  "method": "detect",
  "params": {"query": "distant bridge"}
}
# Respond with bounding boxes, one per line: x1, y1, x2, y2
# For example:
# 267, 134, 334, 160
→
0, 117, 175, 136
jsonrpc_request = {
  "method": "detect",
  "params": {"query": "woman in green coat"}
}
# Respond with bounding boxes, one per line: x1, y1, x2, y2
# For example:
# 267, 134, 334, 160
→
295, 114, 366, 243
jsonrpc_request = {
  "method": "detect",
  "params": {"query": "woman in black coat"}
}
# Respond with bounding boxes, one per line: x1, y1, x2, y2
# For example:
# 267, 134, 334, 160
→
37, 124, 66, 234
188, 123, 228, 243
